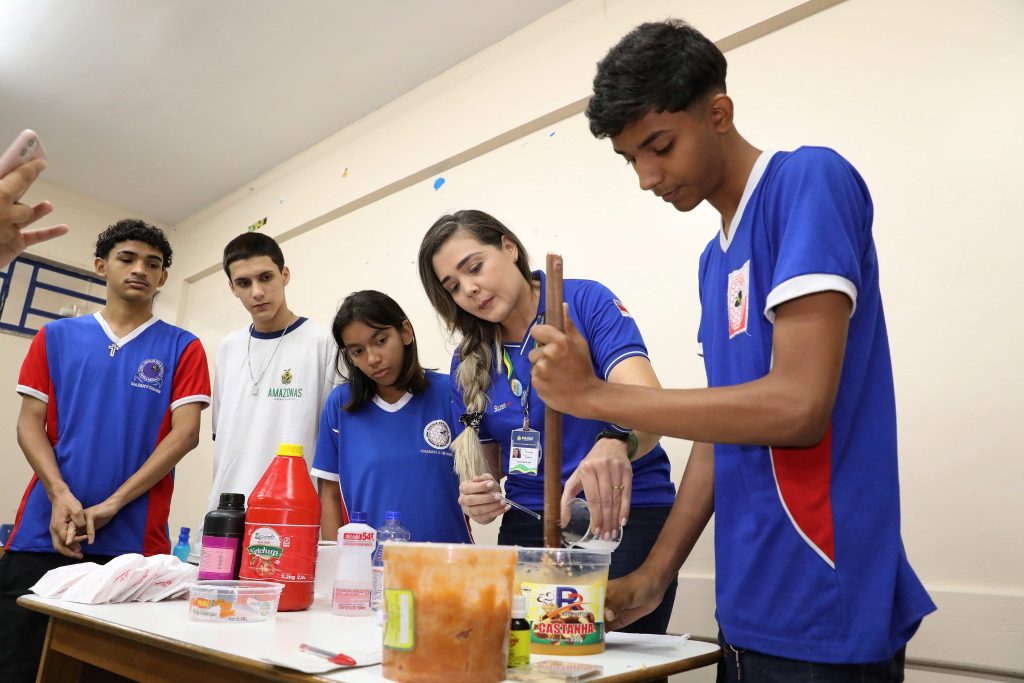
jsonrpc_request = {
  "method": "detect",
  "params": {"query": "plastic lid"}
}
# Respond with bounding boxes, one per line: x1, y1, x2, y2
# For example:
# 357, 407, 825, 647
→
511, 594, 526, 619
385, 511, 402, 522
218, 493, 245, 509
277, 443, 304, 457
350, 511, 367, 524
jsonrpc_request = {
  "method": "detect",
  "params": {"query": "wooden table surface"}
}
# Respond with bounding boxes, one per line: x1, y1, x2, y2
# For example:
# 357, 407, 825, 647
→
18, 594, 720, 682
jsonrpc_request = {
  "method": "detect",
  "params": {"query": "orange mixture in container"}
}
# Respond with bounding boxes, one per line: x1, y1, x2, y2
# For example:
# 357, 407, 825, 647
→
383, 543, 517, 683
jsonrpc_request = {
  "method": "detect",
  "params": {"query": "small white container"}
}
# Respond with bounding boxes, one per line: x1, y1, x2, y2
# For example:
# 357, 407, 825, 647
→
187, 580, 283, 623
332, 513, 375, 615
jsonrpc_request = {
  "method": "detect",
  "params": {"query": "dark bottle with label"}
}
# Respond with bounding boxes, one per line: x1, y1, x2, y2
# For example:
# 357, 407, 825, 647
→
197, 493, 246, 580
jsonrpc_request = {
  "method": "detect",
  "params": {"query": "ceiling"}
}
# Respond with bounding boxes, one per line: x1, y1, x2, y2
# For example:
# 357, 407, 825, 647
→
0, 0, 571, 224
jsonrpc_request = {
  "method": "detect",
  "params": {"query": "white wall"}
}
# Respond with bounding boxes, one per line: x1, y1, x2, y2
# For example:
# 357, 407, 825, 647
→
0, 178, 170, 524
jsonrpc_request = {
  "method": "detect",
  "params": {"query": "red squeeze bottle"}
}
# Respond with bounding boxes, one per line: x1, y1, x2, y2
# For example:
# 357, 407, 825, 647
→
239, 443, 321, 611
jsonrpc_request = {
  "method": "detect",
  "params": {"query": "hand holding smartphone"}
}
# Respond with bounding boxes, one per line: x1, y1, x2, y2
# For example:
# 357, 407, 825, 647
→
0, 129, 67, 266
0, 129, 47, 180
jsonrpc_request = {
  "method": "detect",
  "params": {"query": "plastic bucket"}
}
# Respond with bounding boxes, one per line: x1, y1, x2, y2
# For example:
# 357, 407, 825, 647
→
382, 543, 517, 683
516, 547, 612, 655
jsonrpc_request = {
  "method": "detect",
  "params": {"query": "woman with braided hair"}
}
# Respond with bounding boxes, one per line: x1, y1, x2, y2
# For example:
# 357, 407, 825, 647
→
418, 209, 677, 635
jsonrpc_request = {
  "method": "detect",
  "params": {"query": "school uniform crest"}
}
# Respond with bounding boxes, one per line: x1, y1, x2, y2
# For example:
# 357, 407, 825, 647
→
280, 369, 293, 385
423, 419, 452, 449
728, 261, 751, 339
132, 358, 165, 392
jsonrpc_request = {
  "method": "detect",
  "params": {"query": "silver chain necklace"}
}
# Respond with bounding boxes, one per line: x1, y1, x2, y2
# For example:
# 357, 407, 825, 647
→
246, 317, 296, 396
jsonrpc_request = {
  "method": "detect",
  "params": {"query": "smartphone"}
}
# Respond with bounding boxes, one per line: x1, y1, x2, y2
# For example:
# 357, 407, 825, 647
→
0, 129, 48, 179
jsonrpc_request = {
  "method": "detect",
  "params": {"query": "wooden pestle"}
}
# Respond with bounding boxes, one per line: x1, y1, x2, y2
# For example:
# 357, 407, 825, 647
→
543, 253, 564, 549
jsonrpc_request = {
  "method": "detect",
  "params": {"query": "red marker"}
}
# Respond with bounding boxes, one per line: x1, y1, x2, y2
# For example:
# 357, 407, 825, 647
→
299, 643, 357, 667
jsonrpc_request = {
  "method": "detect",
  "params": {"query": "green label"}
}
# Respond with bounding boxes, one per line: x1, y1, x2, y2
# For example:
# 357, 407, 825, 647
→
508, 627, 531, 667
384, 589, 415, 651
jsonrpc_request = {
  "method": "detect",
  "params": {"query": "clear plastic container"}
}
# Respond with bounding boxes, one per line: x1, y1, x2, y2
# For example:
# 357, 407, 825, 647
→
187, 580, 283, 623
516, 548, 612, 655
382, 543, 517, 683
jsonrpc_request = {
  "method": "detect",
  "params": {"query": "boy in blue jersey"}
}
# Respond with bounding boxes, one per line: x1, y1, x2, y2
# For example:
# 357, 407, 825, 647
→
529, 20, 935, 681
0, 219, 210, 683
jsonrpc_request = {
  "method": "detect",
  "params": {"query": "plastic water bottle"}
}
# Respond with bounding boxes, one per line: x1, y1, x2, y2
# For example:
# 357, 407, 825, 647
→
172, 527, 191, 562
332, 512, 376, 615
371, 511, 411, 609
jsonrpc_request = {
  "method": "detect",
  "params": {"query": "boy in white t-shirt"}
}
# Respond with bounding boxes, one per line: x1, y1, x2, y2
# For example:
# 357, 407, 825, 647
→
192, 233, 336, 557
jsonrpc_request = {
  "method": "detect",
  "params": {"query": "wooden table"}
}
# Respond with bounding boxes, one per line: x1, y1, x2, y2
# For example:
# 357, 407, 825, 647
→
18, 594, 720, 682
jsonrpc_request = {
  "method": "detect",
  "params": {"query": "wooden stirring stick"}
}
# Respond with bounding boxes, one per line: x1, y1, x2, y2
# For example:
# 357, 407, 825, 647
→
543, 253, 564, 549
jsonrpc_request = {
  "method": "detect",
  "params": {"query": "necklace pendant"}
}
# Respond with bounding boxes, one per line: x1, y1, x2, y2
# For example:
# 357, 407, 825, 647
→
108, 343, 119, 357
251, 383, 259, 396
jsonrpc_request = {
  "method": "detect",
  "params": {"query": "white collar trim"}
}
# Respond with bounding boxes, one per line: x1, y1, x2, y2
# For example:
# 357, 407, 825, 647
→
719, 150, 776, 252
93, 312, 159, 349
373, 392, 413, 413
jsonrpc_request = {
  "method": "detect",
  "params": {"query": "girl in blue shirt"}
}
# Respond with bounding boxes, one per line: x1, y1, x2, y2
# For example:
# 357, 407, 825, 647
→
418, 209, 676, 634
311, 290, 470, 545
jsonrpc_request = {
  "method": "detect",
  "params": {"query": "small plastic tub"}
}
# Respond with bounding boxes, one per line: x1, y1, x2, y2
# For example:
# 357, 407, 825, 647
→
187, 580, 284, 623
517, 548, 612, 655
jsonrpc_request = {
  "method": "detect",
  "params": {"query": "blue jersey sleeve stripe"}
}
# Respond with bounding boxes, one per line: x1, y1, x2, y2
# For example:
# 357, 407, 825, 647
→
309, 467, 340, 482
16, 385, 48, 403
170, 394, 211, 411
764, 273, 858, 323
601, 349, 648, 380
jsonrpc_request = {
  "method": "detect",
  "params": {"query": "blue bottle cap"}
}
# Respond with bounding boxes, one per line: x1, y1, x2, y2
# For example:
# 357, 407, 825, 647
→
350, 512, 367, 524
177, 527, 190, 541
385, 511, 401, 522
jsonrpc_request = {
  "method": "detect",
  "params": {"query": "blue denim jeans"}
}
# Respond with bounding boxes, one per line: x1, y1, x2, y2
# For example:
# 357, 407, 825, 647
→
717, 630, 906, 682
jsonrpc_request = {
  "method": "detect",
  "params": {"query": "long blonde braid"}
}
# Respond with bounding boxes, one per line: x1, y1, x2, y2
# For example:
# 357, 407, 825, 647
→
451, 337, 498, 482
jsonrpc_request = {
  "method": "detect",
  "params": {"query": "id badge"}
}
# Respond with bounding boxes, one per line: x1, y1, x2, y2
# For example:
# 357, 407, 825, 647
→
509, 428, 541, 476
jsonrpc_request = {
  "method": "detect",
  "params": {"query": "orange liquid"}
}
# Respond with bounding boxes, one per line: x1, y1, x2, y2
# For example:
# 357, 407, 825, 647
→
382, 545, 516, 683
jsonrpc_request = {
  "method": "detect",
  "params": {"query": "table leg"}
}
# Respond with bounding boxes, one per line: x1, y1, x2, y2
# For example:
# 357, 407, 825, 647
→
36, 618, 83, 683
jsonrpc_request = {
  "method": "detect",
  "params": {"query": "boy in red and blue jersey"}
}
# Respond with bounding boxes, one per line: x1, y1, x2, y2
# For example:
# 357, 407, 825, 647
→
0, 219, 210, 682
530, 20, 935, 681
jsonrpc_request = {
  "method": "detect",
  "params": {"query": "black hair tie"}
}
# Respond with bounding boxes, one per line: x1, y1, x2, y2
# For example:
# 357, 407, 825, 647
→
459, 411, 484, 432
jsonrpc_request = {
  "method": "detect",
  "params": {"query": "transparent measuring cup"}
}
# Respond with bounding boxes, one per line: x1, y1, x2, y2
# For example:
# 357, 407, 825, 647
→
561, 498, 623, 551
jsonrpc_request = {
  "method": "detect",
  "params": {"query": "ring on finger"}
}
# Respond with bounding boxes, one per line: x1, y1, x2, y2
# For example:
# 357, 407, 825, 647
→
611, 485, 625, 490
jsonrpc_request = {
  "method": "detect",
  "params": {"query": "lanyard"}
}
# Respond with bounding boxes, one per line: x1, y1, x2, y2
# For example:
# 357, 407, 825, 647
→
501, 313, 544, 430
501, 347, 532, 429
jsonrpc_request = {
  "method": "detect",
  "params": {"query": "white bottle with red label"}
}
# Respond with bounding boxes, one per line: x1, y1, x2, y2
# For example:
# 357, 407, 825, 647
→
332, 511, 376, 615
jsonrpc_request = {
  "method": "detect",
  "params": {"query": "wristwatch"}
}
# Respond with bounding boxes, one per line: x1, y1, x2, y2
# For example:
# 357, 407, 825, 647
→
594, 429, 640, 461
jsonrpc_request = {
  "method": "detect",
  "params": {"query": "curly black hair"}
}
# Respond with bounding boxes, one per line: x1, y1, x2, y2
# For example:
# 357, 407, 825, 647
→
94, 218, 173, 268
586, 19, 727, 139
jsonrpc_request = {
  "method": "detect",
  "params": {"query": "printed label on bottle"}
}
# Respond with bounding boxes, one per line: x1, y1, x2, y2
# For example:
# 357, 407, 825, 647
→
520, 581, 605, 647
239, 523, 319, 582
508, 627, 531, 667
333, 586, 372, 612
383, 589, 415, 651
371, 566, 384, 608
197, 535, 239, 580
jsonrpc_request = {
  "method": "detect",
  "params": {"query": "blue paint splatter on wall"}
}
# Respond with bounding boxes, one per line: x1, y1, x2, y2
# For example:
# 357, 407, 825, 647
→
433, 177, 446, 190
548, 131, 556, 137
